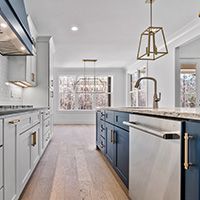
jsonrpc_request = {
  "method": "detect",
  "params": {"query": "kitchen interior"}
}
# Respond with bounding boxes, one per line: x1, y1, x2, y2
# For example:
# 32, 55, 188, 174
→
0, 0, 199, 200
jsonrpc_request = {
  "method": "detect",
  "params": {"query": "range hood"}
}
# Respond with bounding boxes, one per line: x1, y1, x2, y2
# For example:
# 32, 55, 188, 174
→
0, 0, 35, 55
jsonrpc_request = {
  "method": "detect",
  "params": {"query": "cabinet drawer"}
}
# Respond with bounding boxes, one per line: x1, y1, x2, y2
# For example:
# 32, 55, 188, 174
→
0, 120, 2, 146
105, 110, 114, 124
43, 118, 50, 135
114, 112, 129, 131
0, 147, 3, 189
31, 112, 40, 126
0, 188, 3, 200
17, 114, 32, 133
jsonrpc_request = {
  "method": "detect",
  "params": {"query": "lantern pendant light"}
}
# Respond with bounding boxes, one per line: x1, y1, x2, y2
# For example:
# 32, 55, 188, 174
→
137, 0, 168, 60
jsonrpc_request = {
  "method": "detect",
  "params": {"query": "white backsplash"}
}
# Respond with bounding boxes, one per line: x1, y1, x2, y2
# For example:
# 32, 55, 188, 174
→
0, 55, 23, 105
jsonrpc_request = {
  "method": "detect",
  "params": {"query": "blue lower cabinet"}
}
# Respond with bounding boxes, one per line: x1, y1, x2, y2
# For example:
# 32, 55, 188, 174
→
96, 111, 129, 188
183, 121, 200, 200
105, 122, 116, 166
115, 127, 129, 187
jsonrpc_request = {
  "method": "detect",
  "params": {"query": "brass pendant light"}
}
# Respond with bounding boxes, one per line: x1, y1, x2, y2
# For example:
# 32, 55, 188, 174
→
137, 0, 168, 60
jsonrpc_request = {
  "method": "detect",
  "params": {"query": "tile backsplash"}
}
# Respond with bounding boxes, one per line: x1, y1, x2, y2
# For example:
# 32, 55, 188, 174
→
0, 55, 23, 105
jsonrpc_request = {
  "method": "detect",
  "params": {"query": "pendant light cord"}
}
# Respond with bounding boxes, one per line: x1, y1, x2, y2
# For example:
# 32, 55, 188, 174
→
150, 0, 153, 27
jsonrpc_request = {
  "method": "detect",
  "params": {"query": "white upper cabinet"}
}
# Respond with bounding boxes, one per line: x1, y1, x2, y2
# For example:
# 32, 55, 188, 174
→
7, 15, 37, 88
23, 36, 55, 107
8, 55, 37, 87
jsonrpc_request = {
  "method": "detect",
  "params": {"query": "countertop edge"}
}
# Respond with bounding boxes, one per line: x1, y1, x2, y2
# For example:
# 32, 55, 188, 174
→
0, 107, 50, 118
96, 107, 200, 121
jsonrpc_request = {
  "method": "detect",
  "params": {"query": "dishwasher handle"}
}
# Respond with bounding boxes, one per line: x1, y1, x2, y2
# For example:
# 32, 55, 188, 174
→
123, 121, 180, 140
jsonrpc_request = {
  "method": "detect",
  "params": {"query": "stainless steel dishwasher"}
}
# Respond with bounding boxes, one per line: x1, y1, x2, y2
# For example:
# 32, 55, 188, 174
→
124, 114, 181, 200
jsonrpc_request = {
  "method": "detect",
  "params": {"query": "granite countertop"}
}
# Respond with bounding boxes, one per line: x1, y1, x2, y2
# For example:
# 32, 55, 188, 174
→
97, 107, 200, 121
0, 106, 49, 116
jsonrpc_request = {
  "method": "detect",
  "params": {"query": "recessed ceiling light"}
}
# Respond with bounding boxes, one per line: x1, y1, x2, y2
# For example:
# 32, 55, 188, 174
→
71, 26, 79, 31
0, 23, 7, 28
20, 46, 26, 51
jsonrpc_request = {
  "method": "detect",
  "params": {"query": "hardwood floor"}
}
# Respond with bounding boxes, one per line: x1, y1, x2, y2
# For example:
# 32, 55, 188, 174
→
20, 125, 129, 200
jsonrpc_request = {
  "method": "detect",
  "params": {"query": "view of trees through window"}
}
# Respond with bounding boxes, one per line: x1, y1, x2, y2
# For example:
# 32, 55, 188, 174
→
129, 67, 147, 107
180, 68, 197, 107
59, 76, 112, 110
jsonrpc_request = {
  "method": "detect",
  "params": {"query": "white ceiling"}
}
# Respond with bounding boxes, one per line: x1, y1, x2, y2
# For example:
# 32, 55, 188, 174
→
25, 0, 199, 68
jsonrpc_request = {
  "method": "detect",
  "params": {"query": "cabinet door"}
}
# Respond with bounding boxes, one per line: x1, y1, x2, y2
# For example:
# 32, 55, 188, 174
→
105, 123, 116, 166
114, 112, 129, 131
115, 127, 129, 187
4, 118, 18, 200
183, 121, 200, 200
17, 129, 31, 192
105, 110, 114, 124
26, 56, 37, 86
31, 125, 40, 169
31, 55, 37, 86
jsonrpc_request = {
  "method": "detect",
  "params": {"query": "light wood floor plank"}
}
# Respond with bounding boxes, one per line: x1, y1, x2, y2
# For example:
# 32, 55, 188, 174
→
20, 125, 129, 200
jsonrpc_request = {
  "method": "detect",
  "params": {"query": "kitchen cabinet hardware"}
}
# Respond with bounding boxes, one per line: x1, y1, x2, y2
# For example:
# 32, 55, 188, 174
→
123, 121, 180, 139
100, 141, 104, 148
31, 73, 35, 82
184, 132, 193, 170
100, 124, 105, 131
31, 132, 37, 146
111, 130, 113, 143
112, 130, 116, 144
9, 119, 20, 125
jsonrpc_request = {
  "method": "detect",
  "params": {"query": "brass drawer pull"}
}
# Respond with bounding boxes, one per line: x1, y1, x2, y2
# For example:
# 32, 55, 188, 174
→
111, 130, 113, 143
9, 119, 20, 125
31, 132, 37, 147
110, 130, 115, 144
112, 130, 115, 144
184, 133, 193, 170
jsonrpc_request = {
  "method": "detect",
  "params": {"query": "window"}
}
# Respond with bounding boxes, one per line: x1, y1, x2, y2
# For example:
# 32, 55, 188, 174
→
59, 75, 112, 110
180, 64, 197, 107
129, 67, 147, 107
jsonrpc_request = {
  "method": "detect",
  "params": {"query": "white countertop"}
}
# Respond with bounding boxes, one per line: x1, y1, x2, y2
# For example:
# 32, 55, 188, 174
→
97, 107, 200, 121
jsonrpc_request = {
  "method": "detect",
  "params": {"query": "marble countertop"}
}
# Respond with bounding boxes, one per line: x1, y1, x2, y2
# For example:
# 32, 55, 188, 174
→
0, 107, 49, 116
97, 107, 200, 121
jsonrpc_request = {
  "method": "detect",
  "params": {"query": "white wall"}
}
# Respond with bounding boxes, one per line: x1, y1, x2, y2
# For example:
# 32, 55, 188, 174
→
0, 55, 23, 105
53, 67, 126, 124
126, 19, 200, 108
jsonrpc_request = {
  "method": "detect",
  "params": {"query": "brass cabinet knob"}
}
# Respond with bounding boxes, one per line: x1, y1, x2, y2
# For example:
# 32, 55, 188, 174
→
9, 119, 20, 125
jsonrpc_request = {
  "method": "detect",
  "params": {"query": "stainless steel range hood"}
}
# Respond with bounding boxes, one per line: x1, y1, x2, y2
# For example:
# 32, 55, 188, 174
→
0, 0, 35, 55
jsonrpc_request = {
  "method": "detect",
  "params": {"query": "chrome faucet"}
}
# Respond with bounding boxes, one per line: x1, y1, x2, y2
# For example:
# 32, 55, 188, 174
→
135, 77, 161, 109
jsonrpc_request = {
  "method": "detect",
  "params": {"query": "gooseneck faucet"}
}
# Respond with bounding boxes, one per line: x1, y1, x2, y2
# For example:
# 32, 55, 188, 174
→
135, 77, 161, 109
